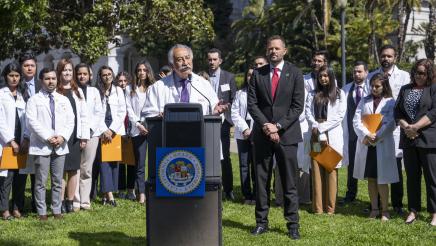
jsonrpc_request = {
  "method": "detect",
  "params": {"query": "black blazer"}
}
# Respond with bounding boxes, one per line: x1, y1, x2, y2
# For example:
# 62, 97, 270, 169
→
247, 61, 304, 145
395, 83, 436, 148
215, 69, 236, 124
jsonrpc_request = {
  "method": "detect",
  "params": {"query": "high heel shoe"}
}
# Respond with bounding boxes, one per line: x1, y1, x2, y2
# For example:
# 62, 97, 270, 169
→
65, 200, 74, 213
381, 211, 390, 222
369, 209, 379, 219
405, 212, 417, 224
108, 200, 117, 207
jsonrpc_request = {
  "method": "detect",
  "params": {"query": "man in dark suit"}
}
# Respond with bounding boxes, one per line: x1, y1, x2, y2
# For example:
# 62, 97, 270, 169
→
248, 35, 304, 240
207, 48, 237, 200
13, 52, 40, 215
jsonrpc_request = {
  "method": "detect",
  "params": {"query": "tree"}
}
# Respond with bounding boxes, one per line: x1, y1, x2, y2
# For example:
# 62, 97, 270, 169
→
0, 0, 215, 64
424, 0, 436, 60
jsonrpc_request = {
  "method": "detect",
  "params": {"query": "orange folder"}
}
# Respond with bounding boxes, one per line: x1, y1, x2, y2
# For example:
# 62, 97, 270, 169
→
310, 144, 343, 173
0, 147, 28, 169
121, 137, 136, 166
362, 113, 383, 134
101, 134, 122, 162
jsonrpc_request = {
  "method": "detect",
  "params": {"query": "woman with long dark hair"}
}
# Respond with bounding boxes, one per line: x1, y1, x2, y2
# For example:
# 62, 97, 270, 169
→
305, 65, 346, 214
395, 58, 436, 226
95, 66, 126, 206
353, 73, 398, 221
73, 63, 103, 210
0, 62, 29, 220
125, 60, 155, 204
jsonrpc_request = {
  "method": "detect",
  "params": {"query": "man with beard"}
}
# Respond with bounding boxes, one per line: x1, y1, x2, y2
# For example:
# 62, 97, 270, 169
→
207, 48, 237, 200
248, 35, 304, 240
143, 44, 229, 117
367, 44, 410, 215
340, 61, 370, 205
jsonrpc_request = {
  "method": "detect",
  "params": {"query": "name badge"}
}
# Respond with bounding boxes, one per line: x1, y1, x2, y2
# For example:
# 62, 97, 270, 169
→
221, 84, 230, 92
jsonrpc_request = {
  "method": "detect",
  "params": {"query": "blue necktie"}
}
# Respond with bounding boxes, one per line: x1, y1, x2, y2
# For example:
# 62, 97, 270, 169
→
180, 79, 189, 103
49, 93, 55, 130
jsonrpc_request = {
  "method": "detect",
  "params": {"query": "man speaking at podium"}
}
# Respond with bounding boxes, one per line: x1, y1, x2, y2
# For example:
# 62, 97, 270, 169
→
143, 44, 229, 117
248, 35, 304, 240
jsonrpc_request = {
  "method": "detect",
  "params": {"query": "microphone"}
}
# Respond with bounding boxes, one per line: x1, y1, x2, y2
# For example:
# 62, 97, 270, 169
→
190, 78, 212, 115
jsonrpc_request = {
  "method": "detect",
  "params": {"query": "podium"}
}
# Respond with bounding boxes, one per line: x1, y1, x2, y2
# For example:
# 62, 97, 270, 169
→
145, 103, 222, 246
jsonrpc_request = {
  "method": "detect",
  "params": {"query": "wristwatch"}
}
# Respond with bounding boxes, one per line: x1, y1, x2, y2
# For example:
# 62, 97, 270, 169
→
275, 122, 282, 130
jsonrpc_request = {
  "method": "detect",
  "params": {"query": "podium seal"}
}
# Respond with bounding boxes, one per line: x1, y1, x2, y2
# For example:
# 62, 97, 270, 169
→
156, 148, 205, 197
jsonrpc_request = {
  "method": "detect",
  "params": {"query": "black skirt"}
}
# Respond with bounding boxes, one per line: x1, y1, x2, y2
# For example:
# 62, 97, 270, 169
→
64, 137, 81, 171
364, 146, 378, 179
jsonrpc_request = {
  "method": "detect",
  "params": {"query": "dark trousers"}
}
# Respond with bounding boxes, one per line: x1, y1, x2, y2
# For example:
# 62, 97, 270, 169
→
0, 170, 14, 211
132, 135, 147, 194
236, 139, 255, 200
90, 156, 100, 200
253, 141, 299, 229
12, 173, 35, 212
221, 120, 233, 193
403, 148, 436, 213
345, 140, 358, 200
118, 164, 135, 190
391, 157, 404, 208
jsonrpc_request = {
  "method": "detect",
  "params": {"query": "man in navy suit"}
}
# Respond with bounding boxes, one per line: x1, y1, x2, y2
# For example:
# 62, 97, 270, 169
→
248, 35, 304, 240
207, 48, 237, 200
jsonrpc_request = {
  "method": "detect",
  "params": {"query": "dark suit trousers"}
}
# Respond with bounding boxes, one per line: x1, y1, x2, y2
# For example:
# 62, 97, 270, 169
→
253, 141, 299, 229
404, 148, 436, 213
221, 120, 233, 193
345, 140, 358, 200
12, 173, 35, 212
390, 158, 404, 208
0, 170, 14, 211
236, 139, 255, 200
132, 135, 147, 194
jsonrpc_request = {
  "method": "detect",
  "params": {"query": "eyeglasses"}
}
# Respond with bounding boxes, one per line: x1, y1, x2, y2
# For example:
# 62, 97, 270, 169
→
415, 71, 427, 76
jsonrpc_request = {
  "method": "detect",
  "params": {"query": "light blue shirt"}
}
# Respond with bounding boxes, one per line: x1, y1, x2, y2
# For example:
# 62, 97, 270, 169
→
209, 67, 221, 94
26, 77, 36, 96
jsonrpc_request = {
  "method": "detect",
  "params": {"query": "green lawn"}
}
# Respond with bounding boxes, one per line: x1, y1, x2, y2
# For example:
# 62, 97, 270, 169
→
0, 153, 435, 245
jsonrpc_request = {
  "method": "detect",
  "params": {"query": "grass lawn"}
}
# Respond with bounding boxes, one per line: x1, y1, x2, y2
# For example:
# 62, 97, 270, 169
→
0, 153, 435, 245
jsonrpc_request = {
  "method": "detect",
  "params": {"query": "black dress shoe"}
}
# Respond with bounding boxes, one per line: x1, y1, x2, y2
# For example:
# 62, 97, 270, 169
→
109, 200, 117, 207
65, 200, 74, 213
288, 228, 300, 240
251, 225, 268, 235
339, 197, 355, 206
61, 201, 66, 214
393, 207, 404, 216
225, 191, 235, 201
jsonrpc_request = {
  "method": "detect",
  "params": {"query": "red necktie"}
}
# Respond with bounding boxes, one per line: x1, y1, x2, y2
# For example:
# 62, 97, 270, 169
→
271, 67, 279, 100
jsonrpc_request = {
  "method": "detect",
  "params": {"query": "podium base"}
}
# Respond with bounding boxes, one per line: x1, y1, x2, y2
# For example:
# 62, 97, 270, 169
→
146, 178, 222, 246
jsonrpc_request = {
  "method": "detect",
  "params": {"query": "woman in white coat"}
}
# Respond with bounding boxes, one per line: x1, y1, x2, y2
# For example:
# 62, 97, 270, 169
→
125, 60, 155, 204
56, 58, 89, 213
96, 66, 126, 206
0, 63, 29, 220
231, 68, 255, 204
73, 63, 103, 211
353, 73, 398, 221
306, 65, 346, 214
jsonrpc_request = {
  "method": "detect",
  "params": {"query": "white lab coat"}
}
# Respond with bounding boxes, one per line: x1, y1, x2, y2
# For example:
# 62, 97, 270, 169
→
352, 96, 399, 184
26, 91, 75, 156
305, 90, 347, 168
125, 85, 147, 137
69, 88, 90, 140
83, 86, 104, 138
303, 73, 316, 93
341, 81, 370, 166
96, 85, 126, 136
299, 79, 311, 173
143, 73, 219, 117
231, 88, 253, 140
0, 88, 29, 176
368, 65, 410, 158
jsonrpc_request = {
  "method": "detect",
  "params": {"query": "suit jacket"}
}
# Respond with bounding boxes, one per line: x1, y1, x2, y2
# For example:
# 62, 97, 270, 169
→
247, 61, 304, 145
214, 69, 236, 124
395, 83, 436, 149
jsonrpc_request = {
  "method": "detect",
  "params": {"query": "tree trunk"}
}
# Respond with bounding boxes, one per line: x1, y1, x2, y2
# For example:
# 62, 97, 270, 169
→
397, 0, 410, 61
425, 2, 436, 60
